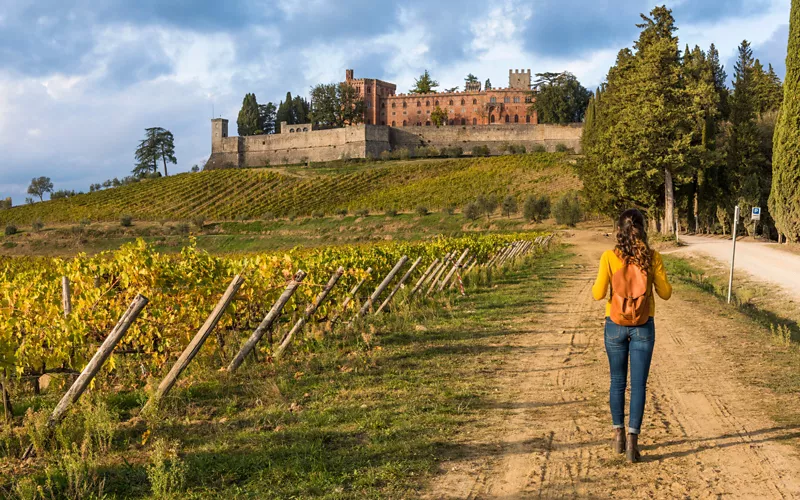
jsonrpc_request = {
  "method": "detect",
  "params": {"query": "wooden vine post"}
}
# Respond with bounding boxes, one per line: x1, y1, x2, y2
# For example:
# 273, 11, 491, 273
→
438, 248, 470, 291
2, 369, 11, 424
150, 275, 245, 404
227, 270, 307, 372
61, 276, 71, 318
330, 267, 371, 327
48, 294, 149, 429
274, 267, 345, 359
408, 258, 439, 299
356, 256, 408, 318
422, 253, 451, 290
426, 252, 456, 296
376, 256, 422, 313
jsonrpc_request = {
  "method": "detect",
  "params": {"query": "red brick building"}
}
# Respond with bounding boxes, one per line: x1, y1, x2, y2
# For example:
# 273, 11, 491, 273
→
343, 69, 538, 127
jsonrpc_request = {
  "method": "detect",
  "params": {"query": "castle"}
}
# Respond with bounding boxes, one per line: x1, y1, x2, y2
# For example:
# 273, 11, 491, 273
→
345, 68, 538, 126
206, 69, 582, 169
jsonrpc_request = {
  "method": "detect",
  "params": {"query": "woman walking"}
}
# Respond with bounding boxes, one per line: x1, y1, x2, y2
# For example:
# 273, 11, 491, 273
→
592, 209, 672, 462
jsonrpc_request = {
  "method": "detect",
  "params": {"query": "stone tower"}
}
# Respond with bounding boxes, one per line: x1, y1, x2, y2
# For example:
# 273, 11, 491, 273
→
465, 80, 481, 92
211, 118, 228, 152
509, 69, 532, 90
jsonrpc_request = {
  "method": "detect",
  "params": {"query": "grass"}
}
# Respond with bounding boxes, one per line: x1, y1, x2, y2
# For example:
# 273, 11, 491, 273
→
0, 153, 580, 226
0, 248, 570, 498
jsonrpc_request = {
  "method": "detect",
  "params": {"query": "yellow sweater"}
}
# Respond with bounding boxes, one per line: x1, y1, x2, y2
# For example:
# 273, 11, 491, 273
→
592, 249, 672, 317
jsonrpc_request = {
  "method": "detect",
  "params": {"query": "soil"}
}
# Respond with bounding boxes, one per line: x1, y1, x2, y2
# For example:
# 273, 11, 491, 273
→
425, 229, 800, 499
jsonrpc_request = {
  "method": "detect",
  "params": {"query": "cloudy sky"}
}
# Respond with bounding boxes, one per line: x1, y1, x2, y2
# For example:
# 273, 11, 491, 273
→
0, 0, 791, 204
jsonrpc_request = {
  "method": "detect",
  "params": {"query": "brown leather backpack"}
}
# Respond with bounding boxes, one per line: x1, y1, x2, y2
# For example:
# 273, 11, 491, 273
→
610, 253, 650, 327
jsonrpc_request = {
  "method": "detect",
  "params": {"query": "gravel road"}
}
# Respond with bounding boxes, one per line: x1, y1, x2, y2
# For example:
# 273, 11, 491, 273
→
675, 235, 800, 299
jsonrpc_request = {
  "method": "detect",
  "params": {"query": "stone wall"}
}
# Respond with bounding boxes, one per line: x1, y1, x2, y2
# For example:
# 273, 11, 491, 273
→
207, 124, 391, 168
388, 123, 583, 154
206, 120, 582, 169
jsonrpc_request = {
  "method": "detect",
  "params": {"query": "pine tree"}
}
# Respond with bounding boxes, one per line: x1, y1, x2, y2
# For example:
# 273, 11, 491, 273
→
465, 73, 479, 83
770, 0, 800, 242
410, 70, 439, 94
484, 79, 492, 90
708, 43, 730, 119
237, 93, 260, 136
728, 40, 769, 236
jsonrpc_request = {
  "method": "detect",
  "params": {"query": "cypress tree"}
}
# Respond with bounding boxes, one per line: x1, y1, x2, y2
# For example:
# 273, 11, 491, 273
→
770, 0, 800, 242
276, 92, 293, 128
236, 93, 260, 136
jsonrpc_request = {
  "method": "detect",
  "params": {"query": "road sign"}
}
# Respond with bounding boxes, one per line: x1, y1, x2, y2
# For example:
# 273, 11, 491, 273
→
752, 207, 761, 221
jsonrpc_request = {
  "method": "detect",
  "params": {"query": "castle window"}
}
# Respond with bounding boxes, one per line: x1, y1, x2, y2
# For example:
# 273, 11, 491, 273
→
490, 115, 495, 123
392, 121, 396, 126
303, 127, 308, 131
472, 98, 477, 104
403, 102, 407, 108
505, 115, 510, 122
449, 119, 454, 125
461, 118, 466, 125
381, 102, 385, 108
525, 95, 532, 103
425, 121, 431, 126
403, 120, 407, 126
435, 100, 439, 106
289, 128, 295, 132
417, 101, 421, 107
461, 98, 465, 105
381, 121, 385, 125
473, 118, 477, 125
367, 101, 372, 108
403, 111, 407, 115
490, 97, 497, 103
513, 96, 520, 103
417, 122, 421, 126
426, 100, 430, 106
392, 102, 396, 108
504, 97, 510, 103
417, 110, 421, 114
526, 115, 531, 123
449, 99, 453, 105
367, 87, 371, 93
392, 112, 396, 116
514, 115, 519, 123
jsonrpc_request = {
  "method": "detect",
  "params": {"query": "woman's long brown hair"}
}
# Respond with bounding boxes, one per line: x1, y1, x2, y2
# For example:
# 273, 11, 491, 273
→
615, 208, 652, 271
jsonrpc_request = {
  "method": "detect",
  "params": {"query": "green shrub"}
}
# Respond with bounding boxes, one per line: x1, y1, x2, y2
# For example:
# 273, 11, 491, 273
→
511, 144, 526, 154
79, 217, 91, 227
4, 224, 17, 236
394, 148, 411, 160
523, 195, 551, 222
555, 143, 569, 153
31, 219, 44, 232
385, 208, 398, 217
444, 204, 456, 215
120, 215, 133, 227
313, 211, 325, 218
441, 146, 463, 158
335, 208, 348, 217
379, 150, 392, 161
553, 193, 583, 226
174, 222, 190, 235
415, 205, 429, 216
471, 145, 491, 157
463, 202, 481, 221
191, 216, 205, 229
355, 208, 369, 217
532, 144, 547, 153
476, 194, 499, 219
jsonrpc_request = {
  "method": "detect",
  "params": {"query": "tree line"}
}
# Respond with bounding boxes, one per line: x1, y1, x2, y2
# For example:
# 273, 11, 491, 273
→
579, 5, 795, 240
237, 92, 310, 136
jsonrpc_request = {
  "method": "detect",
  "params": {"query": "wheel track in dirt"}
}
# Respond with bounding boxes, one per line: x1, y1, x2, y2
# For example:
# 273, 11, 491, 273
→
426, 230, 800, 499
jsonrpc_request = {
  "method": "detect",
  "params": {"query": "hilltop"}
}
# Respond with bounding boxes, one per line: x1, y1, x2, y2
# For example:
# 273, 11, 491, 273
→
0, 153, 580, 226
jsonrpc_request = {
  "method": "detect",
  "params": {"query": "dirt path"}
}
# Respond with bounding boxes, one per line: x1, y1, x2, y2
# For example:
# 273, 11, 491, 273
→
427, 230, 800, 499
675, 235, 800, 299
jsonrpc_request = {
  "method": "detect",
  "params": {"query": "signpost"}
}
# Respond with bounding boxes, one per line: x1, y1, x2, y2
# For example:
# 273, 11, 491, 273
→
727, 205, 740, 304
751, 207, 761, 221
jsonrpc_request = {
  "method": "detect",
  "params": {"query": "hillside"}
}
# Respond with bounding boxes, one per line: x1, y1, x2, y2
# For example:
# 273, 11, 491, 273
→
0, 153, 580, 225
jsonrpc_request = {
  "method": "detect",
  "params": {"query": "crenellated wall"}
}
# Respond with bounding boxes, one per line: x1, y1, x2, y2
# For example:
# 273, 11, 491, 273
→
206, 120, 582, 169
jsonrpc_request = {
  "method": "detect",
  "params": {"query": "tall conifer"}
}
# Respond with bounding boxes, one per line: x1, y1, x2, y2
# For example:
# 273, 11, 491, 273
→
770, 0, 800, 241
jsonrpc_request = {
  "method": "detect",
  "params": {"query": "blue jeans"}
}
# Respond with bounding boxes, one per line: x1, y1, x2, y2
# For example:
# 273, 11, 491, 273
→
604, 317, 655, 434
